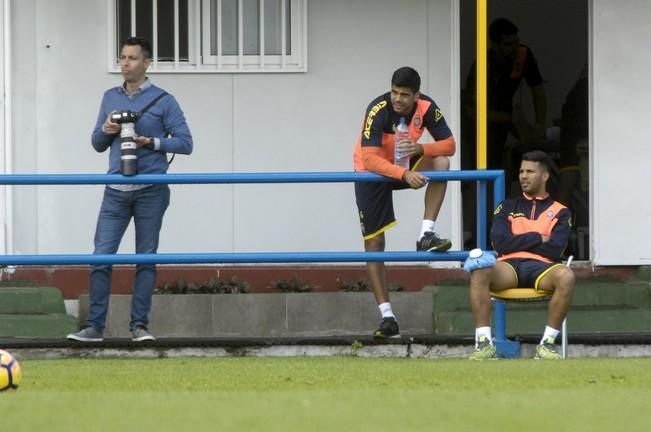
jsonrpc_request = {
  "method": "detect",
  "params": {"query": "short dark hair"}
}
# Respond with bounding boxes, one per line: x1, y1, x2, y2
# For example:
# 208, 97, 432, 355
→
391, 67, 421, 93
123, 36, 152, 59
489, 18, 519, 43
522, 150, 554, 173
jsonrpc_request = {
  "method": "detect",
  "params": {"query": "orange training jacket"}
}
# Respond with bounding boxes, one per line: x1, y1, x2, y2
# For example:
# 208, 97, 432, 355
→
491, 193, 571, 263
353, 92, 455, 180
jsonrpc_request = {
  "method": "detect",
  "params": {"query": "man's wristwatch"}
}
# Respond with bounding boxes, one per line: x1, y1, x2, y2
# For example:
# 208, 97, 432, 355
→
144, 137, 155, 150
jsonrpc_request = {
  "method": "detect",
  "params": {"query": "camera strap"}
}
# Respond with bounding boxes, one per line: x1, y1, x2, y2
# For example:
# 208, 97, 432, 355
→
139, 91, 168, 115
139, 91, 177, 165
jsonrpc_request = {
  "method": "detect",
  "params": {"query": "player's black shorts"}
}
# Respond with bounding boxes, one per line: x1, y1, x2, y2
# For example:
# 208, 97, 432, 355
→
502, 258, 564, 290
354, 156, 423, 240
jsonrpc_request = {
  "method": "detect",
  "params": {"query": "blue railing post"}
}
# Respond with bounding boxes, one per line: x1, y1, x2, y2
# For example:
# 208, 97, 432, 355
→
477, 180, 488, 250
489, 172, 520, 358
493, 300, 520, 358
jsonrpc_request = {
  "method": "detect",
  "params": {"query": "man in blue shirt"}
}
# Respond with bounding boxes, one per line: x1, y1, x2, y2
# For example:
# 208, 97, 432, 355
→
67, 37, 193, 342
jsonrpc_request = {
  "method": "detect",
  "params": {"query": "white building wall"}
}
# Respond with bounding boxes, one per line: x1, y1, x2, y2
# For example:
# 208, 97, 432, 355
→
8, 0, 460, 260
13, 0, 648, 266
0, 0, 6, 254
592, 0, 651, 265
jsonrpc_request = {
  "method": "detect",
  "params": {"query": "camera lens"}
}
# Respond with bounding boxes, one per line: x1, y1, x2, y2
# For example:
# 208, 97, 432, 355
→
120, 122, 138, 176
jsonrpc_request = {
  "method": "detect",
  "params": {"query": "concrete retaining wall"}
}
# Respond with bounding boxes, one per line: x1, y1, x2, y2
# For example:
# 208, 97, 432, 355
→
78, 292, 434, 338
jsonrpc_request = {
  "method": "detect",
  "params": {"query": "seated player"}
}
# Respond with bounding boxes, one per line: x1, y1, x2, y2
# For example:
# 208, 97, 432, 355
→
466, 151, 575, 360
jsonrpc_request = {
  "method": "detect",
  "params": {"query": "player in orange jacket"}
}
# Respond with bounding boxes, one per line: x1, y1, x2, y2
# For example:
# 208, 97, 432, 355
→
467, 151, 574, 360
353, 66, 456, 338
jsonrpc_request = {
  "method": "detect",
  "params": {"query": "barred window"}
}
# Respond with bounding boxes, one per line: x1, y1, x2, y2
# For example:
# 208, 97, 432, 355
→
110, 0, 307, 73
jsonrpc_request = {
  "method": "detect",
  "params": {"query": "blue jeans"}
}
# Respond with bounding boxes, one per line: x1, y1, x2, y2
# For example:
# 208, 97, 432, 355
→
86, 184, 170, 332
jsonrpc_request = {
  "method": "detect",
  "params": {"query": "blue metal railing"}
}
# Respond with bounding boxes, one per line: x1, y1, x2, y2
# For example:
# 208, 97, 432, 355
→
0, 171, 503, 185
1, 170, 519, 355
0, 170, 505, 265
0, 251, 473, 266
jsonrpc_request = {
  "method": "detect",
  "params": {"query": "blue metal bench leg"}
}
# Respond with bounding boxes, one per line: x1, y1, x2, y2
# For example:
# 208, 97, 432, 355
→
493, 300, 520, 358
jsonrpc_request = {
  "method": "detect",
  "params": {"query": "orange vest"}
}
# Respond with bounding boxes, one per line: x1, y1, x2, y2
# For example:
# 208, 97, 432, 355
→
498, 200, 566, 263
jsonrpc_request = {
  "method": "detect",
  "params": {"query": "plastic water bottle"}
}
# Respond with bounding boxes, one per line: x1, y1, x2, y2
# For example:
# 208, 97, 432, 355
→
394, 117, 410, 169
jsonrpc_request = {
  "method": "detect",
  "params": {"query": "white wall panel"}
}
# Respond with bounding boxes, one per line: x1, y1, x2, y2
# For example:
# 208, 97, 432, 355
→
10, 0, 38, 255
0, 0, 6, 254
592, 0, 651, 264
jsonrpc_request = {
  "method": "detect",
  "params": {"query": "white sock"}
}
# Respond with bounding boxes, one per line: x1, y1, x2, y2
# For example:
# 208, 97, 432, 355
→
420, 220, 435, 238
378, 302, 395, 319
540, 326, 560, 344
475, 326, 492, 348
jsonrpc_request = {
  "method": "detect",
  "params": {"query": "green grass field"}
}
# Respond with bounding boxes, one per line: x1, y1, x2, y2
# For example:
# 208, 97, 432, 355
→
3, 356, 651, 431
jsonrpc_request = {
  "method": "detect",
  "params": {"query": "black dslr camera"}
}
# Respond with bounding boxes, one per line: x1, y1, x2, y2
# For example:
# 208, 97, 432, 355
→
110, 110, 140, 124
111, 111, 141, 176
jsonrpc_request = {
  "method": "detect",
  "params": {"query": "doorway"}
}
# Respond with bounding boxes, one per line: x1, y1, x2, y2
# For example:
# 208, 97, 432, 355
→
459, 0, 590, 260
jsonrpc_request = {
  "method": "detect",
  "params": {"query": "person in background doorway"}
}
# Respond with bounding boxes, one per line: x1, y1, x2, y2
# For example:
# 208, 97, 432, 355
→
557, 64, 588, 209
462, 17, 548, 247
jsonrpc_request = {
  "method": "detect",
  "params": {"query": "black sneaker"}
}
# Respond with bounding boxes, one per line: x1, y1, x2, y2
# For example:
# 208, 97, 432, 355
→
373, 317, 400, 339
417, 231, 452, 252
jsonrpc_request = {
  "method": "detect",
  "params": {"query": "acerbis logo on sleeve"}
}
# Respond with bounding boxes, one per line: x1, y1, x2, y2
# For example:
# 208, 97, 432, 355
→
363, 100, 387, 139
